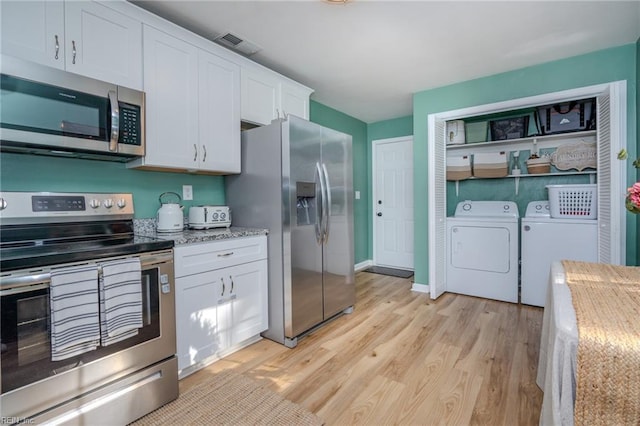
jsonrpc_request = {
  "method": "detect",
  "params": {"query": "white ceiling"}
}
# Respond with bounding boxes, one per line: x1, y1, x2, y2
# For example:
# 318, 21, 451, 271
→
131, 0, 640, 123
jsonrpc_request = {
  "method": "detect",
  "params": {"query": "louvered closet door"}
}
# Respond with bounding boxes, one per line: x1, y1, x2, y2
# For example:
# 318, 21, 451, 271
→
597, 92, 612, 264
430, 118, 447, 299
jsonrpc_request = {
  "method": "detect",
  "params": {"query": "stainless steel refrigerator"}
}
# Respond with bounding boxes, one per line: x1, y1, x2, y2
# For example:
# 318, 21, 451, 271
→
226, 115, 355, 348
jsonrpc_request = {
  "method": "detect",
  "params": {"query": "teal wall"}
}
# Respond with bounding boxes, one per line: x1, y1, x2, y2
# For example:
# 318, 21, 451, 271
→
366, 116, 414, 259
0, 153, 225, 218
412, 44, 638, 285
309, 100, 369, 264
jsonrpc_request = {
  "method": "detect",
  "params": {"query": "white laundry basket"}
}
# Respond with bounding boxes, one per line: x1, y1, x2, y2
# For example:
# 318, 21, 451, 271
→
546, 184, 597, 219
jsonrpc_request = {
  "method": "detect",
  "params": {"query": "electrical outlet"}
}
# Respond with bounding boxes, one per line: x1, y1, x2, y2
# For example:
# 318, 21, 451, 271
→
182, 185, 193, 201
355, 191, 361, 200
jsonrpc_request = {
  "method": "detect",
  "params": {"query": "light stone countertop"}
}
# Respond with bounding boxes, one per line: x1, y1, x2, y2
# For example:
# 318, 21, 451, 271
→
134, 219, 268, 246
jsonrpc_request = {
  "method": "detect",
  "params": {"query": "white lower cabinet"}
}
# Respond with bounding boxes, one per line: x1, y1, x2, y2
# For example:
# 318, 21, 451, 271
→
174, 236, 268, 376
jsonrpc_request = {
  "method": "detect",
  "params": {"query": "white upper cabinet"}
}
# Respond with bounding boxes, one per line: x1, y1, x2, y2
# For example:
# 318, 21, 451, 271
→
241, 67, 280, 125
280, 81, 312, 120
1, 1, 142, 89
129, 25, 241, 174
136, 25, 199, 170
241, 66, 313, 125
64, 2, 142, 89
199, 50, 241, 174
1, 1, 65, 69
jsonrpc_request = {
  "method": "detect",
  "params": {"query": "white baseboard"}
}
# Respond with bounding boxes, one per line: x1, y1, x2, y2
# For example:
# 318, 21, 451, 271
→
411, 282, 429, 294
354, 260, 373, 272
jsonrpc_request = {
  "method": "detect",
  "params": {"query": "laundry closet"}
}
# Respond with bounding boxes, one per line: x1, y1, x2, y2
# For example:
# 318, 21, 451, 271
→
426, 82, 628, 304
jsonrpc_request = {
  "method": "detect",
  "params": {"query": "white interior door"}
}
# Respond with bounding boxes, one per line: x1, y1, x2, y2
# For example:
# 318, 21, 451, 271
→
373, 136, 414, 270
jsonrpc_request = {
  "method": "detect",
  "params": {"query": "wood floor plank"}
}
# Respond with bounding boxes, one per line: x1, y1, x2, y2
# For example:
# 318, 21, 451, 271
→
180, 272, 544, 425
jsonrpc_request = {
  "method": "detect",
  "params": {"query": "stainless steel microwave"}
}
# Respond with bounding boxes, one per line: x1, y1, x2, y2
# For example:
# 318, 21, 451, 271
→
0, 56, 145, 161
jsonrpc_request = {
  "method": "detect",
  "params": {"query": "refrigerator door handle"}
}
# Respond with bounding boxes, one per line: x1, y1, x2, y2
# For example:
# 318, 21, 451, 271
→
315, 162, 326, 244
321, 163, 332, 244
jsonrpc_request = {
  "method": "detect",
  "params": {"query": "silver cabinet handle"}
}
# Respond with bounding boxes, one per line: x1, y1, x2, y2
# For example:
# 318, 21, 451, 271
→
221, 277, 225, 296
108, 90, 119, 152
230, 276, 234, 293
202, 145, 207, 162
71, 40, 76, 64
193, 144, 198, 162
54, 35, 59, 59
217, 252, 234, 257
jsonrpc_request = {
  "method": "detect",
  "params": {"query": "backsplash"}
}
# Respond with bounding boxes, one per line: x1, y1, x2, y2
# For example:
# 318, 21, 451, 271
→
0, 153, 226, 218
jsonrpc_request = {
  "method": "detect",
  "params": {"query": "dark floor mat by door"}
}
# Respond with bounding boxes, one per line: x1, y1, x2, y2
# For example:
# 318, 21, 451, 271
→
363, 266, 414, 279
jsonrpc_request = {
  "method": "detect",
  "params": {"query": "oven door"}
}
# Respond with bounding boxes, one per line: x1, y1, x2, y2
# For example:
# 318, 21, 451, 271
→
0, 250, 176, 421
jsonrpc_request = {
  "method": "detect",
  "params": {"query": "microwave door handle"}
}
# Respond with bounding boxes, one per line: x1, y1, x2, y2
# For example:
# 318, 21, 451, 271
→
108, 90, 119, 152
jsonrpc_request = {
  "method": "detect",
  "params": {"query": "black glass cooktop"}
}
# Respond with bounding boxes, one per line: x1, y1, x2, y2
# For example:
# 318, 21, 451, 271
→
0, 221, 173, 272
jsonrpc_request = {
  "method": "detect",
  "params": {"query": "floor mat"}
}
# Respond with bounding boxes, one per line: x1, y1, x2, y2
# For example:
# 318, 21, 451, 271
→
363, 266, 414, 279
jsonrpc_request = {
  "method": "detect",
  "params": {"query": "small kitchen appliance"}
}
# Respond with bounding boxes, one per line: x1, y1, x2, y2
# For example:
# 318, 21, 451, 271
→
0, 55, 145, 161
156, 192, 184, 233
188, 205, 231, 229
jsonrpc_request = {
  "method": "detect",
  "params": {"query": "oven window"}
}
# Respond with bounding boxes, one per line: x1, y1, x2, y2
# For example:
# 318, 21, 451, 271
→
1, 267, 161, 394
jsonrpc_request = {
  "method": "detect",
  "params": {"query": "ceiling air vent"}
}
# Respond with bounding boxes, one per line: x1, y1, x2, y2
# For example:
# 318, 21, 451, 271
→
214, 32, 261, 56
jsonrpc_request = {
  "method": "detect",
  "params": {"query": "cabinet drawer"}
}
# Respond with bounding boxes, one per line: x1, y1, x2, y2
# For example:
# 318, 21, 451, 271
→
174, 236, 267, 277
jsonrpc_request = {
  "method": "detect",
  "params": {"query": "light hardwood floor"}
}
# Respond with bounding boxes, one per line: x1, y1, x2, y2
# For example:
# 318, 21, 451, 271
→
179, 271, 544, 425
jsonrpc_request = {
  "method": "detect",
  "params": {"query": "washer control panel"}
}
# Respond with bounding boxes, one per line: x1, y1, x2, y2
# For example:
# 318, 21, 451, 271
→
454, 200, 520, 218
524, 200, 551, 218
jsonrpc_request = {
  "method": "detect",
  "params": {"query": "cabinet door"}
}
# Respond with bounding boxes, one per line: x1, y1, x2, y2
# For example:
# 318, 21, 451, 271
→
241, 67, 279, 125
142, 25, 199, 169
198, 50, 241, 173
175, 273, 223, 372
0, 1, 65, 69
64, 1, 142, 89
223, 260, 269, 348
280, 82, 311, 120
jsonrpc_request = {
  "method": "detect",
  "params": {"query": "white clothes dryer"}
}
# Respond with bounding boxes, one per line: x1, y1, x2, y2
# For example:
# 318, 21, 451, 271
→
520, 200, 597, 307
446, 201, 519, 303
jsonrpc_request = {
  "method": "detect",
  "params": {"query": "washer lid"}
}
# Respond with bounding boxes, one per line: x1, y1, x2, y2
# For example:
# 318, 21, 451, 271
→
525, 200, 551, 218
454, 200, 519, 218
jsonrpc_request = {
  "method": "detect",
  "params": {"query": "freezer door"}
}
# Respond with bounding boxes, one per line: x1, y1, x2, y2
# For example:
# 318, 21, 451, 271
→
321, 125, 355, 318
287, 116, 324, 337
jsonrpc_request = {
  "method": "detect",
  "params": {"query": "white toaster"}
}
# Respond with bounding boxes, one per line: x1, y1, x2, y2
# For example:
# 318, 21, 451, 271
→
188, 205, 232, 229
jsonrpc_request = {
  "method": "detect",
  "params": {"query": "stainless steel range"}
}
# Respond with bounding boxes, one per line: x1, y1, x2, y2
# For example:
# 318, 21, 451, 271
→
0, 192, 178, 425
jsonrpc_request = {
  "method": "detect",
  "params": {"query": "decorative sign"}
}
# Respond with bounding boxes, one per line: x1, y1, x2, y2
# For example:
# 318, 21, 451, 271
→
551, 141, 597, 171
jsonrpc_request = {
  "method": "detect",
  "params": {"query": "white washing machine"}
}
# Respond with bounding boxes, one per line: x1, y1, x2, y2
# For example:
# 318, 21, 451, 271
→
521, 200, 598, 307
446, 201, 519, 303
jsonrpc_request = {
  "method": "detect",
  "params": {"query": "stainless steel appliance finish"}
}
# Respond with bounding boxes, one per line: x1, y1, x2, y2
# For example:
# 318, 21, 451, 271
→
0, 55, 145, 161
188, 205, 232, 229
226, 115, 355, 348
0, 192, 177, 424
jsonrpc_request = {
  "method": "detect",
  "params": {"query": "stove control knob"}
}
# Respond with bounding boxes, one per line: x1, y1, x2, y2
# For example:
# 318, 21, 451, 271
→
0, 198, 7, 210
117, 199, 127, 209
103, 199, 114, 209
89, 199, 101, 209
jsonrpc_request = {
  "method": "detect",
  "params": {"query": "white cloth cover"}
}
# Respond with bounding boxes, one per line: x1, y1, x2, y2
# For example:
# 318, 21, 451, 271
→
537, 261, 578, 426
50, 264, 100, 361
99, 258, 143, 346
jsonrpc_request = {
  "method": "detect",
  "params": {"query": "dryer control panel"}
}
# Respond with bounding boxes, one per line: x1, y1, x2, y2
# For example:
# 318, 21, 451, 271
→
454, 200, 519, 218
524, 201, 551, 218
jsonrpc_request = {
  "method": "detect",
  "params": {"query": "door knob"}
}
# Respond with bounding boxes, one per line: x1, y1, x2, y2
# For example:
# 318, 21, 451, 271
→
377, 212, 382, 217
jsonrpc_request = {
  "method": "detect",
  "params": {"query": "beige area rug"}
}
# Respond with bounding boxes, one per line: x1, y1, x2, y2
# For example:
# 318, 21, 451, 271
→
131, 369, 323, 425
562, 260, 640, 426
